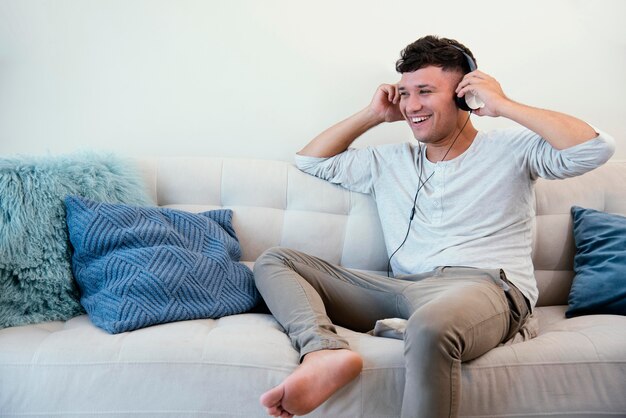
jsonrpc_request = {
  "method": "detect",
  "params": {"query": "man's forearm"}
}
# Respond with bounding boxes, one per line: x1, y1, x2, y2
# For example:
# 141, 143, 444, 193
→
497, 100, 598, 150
298, 107, 383, 158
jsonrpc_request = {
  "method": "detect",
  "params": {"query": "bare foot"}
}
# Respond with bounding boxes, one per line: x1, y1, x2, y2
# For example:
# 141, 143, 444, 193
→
260, 349, 363, 417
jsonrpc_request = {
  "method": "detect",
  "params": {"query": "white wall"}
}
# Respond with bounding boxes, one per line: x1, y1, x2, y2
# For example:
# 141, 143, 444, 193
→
1, 0, 625, 161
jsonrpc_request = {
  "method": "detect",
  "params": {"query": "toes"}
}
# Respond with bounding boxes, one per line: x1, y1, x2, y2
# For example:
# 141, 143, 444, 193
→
260, 384, 286, 409
266, 404, 293, 418
266, 406, 280, 416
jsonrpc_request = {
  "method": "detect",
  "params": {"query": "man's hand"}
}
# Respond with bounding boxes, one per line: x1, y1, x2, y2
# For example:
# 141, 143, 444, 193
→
456, 70, 597, 149
298, 83, 404, 158
455, 70, 509, 117
368, 84, 405, 123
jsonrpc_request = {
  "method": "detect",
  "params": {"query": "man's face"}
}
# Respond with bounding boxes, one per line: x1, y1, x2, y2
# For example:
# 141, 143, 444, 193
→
397, 66, 463, 144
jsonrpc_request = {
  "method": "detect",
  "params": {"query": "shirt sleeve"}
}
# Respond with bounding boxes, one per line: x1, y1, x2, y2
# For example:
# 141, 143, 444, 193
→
521, 127, 615, 180
294, 147, 378, 194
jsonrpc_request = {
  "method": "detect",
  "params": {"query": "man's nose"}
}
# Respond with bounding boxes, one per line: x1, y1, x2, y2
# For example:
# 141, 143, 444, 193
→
405, 95, 423, 114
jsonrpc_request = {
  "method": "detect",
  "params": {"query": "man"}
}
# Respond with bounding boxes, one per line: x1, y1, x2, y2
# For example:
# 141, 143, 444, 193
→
253, 35, 615, 418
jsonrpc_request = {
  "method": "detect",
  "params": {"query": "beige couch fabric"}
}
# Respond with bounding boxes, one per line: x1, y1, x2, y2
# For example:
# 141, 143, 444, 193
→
1, 157, 625, 417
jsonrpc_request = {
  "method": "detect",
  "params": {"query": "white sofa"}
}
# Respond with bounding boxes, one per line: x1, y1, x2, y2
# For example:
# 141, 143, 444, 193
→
1, 157, 625, 417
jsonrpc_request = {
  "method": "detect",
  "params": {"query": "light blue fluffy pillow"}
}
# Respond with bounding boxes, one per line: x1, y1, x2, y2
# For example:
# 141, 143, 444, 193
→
0, 153, 152, 329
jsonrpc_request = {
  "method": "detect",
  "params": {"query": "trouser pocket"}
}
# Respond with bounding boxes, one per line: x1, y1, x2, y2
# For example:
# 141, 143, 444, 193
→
498, 269, 531, 343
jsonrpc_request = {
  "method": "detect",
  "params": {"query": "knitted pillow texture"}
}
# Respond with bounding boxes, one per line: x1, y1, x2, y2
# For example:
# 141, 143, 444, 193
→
0, 153, 152, 329
65, 196, 259, 334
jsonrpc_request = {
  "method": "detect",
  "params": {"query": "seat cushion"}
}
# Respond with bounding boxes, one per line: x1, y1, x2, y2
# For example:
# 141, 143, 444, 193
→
461, 305, 626, 417
0, 313, 402, 418
1, 306, 624, 417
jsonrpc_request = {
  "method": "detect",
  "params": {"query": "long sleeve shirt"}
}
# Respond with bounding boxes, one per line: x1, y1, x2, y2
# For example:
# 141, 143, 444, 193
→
294, 126, 615, 308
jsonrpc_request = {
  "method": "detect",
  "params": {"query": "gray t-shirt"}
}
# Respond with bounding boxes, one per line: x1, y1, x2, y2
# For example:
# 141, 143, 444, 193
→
294, 126, 615, 308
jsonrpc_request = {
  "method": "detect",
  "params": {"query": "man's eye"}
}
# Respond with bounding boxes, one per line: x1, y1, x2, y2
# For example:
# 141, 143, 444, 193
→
419, 90, 432, 94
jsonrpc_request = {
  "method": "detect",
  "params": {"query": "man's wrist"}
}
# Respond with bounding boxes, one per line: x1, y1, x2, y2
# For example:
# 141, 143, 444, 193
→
491, 96, 520, 119
360, 107, 387, 129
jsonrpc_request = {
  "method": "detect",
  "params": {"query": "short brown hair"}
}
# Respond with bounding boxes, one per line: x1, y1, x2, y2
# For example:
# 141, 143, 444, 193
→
395, 35, 477, 74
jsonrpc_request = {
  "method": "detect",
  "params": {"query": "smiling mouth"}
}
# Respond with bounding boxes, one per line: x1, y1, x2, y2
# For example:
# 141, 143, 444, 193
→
410, 115, 431, 125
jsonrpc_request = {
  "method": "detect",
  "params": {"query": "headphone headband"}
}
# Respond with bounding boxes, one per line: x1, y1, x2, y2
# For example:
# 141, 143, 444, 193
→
450, 45, 477, 72
449, 45, 481, 111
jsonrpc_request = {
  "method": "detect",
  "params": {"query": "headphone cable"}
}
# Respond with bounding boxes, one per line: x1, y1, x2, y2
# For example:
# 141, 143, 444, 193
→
386, 112, 472, 277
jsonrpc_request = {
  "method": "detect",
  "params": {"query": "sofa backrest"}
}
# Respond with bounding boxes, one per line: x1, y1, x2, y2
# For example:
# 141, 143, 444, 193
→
137, 158, 626, 307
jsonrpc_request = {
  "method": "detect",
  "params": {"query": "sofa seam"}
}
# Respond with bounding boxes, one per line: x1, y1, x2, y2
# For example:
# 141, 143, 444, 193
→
6, 361, 623, 369
0, 361, 298, 371
464, 360, 626, 370
0, 410, 256, 417
462, 413, 626, 417
575, 329, 602, 360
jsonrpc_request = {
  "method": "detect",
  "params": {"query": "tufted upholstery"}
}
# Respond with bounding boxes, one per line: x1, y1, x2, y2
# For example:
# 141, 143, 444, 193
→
139, 157, 626, 307
532, 163, 626, 306
138, 157, 389, 274
1, 157, 625, 417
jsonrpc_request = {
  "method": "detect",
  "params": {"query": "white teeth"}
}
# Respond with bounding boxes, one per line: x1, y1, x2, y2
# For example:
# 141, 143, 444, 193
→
411, 116, 430, 123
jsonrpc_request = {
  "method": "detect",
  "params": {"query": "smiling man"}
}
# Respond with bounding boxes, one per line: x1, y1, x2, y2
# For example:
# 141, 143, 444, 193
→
253, 35, 615, 418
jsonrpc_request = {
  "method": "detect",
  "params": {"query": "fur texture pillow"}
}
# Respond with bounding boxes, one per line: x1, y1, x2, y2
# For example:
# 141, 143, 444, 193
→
0, 153, 152, 329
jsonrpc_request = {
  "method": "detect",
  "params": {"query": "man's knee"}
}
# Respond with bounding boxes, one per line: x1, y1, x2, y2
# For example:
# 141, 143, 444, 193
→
254, 246, 288, 274
256, 246, 288, 263
405, 307, 462, 355
253, 247, 305, 284
405, 298, 508, 362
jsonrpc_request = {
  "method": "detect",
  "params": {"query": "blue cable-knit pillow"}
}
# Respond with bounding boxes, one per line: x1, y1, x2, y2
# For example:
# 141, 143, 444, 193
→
65, 195, 259, 333
567, 206, 626, 317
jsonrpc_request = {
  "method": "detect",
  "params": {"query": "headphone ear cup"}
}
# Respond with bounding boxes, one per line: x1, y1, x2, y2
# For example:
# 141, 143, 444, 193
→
455, 94, 471, 111
450, 45, 477, 112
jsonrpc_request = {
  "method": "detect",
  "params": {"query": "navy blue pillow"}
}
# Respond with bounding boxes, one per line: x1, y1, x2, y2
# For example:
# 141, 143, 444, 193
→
567, 206, 626, 317
65, 195, 259, 333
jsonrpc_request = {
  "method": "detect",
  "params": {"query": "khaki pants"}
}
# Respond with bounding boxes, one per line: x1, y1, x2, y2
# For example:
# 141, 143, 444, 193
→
253, 247, 531, 418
